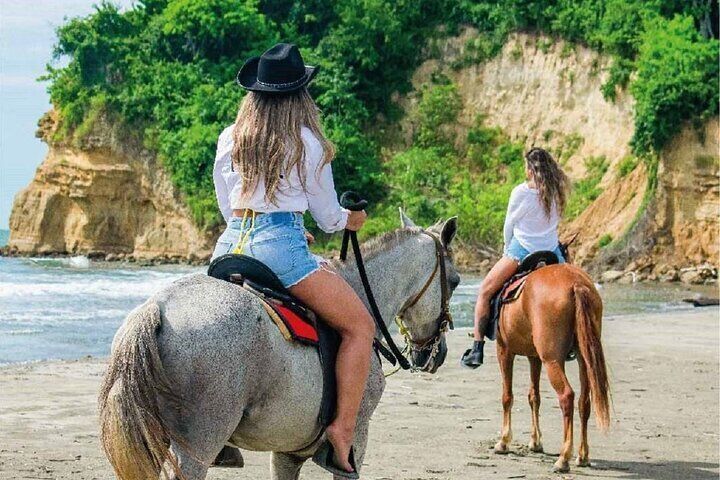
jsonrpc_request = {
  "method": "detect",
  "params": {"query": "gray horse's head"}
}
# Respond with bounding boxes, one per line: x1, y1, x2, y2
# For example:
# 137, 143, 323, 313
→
398, 210, 460, 373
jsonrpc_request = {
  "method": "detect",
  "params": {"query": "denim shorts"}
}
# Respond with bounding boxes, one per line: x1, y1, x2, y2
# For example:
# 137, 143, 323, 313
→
211, 212, 322, 288
504, 237, 566, 264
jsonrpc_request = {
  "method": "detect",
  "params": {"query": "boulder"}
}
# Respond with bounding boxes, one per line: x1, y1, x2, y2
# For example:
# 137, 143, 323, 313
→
600, 270, 624, 283
680, 269, 705, 285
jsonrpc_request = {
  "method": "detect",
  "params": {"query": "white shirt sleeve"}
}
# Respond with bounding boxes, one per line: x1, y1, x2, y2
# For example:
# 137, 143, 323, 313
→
303, 130, 349, 233
503, 185, 530, 248
213, 128, 234, 222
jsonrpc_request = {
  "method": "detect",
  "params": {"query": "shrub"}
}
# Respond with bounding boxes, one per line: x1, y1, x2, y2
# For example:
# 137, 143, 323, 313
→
630, 15, 719, 154
616, 155, 640, 178
598, 233, 613, 248
566, 156, 608, 220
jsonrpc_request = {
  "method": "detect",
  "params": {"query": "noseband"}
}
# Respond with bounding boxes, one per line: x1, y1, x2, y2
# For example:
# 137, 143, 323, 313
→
394, 231, 453, 371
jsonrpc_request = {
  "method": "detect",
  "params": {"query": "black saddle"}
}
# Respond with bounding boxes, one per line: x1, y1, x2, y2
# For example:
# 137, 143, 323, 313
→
485, 250, 559, 341
208, 253, 291, 299
207, 253, 339, 427
518, 250, 560, 274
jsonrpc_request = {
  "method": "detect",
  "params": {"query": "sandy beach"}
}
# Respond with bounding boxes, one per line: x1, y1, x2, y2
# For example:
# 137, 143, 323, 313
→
0, 308, 718, 480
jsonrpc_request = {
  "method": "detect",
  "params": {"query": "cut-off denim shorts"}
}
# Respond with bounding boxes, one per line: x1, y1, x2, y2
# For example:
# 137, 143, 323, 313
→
211, 212, 322, 288
504, 236, 566, 264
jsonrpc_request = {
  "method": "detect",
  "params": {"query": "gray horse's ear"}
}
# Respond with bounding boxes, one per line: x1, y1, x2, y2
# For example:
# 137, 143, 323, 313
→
440, 216, 458, 247
399, 208, 417, 228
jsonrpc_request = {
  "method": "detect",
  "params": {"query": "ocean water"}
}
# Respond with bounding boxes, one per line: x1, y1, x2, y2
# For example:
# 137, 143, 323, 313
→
0, 256, 716, 364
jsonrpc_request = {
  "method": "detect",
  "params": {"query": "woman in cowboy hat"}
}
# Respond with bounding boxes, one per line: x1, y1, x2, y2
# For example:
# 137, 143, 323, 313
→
212, 43, 373, 474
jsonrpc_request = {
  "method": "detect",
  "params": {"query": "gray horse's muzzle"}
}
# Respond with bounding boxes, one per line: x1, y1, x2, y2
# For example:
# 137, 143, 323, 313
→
411, 336, 448, 373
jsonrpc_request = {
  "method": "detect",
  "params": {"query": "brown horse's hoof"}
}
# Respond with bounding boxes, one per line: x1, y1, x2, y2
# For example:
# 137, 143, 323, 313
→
213, 446, 244, 468
528, 440, 544, 453
493, 441, 510, 454
552, 459, 570, 473
576, 457, 591, 467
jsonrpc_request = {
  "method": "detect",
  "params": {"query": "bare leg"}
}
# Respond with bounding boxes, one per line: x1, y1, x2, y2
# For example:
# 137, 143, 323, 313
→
290, 268, 375, 473
494, 344, 515, 454
528, 357, 544, 453
271, 452, 306, 480
473, 257, 519, 340
545, 361, 574, 473
576, 357, 591, 467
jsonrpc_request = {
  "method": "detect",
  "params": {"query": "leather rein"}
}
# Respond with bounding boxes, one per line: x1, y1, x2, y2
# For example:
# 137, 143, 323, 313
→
340, 229, 453, 372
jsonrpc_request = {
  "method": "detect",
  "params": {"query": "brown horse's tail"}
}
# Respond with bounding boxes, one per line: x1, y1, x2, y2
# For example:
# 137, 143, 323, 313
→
98, 302, 185, 480
574, 284, 611, 432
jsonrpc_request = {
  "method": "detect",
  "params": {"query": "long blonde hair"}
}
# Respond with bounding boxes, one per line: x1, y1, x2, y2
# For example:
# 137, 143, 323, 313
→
231, 88, 335, 205
525, 147, 569, 217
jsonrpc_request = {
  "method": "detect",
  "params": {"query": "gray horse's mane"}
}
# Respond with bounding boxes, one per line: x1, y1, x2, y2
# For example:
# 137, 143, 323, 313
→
330, 226, 425, 268
360, 226, 425, 257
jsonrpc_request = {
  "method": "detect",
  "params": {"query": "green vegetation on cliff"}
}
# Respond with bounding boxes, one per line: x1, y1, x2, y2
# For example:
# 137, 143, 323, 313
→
45, 0, 718, 247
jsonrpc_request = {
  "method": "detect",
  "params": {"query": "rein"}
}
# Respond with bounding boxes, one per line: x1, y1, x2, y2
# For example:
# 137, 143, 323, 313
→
340, 221, 452, 372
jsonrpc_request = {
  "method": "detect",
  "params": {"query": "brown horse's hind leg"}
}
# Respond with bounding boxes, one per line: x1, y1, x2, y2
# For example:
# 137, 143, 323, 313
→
494, 345, 515, 454
545, 361, 574, 473
576, 357, 591, 467
527, 357, 543, 453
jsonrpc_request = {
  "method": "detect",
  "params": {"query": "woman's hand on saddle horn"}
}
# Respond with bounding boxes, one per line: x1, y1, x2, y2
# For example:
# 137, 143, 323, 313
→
346, 210, 367, 231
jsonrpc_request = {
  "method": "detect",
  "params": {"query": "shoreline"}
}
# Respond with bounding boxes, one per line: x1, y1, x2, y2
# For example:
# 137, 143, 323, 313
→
2, 249, 718, 285
0, 308, 718, 479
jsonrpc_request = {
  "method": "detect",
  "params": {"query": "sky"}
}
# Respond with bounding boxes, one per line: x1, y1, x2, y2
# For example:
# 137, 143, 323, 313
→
0, 0, 135, 229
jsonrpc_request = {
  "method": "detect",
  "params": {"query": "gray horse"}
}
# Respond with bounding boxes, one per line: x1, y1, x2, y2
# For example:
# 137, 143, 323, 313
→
99, 212, 459, 480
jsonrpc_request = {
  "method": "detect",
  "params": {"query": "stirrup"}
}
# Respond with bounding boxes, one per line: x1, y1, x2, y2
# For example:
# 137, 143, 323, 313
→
312, 441, 359, 479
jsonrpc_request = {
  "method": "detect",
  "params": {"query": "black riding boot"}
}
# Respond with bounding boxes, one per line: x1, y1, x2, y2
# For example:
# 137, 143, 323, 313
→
461, 340, 485, 369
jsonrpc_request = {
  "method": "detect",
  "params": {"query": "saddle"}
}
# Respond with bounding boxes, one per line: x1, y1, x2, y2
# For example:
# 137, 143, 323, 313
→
485, 250, 559, 341
207, 254, 339, 427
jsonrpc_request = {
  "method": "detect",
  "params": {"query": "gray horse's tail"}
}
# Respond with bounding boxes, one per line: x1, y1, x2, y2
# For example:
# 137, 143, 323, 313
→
99, 302, 185, 480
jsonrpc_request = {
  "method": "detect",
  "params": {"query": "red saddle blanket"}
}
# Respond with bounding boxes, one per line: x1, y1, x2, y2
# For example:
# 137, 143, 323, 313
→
260, 298, 319, 345
501, 274, 528, 302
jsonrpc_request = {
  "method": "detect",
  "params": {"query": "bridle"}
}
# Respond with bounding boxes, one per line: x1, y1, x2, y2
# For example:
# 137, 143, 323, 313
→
340, 226, 453, 373
394, 231, 453, 372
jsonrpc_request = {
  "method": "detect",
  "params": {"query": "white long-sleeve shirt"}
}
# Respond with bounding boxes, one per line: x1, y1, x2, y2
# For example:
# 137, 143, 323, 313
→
213, 125, 349, 233
503, 182, 560, 252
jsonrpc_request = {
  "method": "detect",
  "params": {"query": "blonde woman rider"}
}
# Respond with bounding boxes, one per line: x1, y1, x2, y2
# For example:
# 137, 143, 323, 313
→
212, 43, 374, 474
461, 148, 570, 368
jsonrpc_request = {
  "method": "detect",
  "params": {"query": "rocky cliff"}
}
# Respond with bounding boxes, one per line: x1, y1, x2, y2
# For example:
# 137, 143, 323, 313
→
395, 30, 718, 273
8, 31, 718, 272
7, 111, 214, 261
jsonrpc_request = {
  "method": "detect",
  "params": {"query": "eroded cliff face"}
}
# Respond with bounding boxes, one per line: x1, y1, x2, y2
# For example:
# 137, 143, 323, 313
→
8, 111, 213, 261
397, 30, 718, 270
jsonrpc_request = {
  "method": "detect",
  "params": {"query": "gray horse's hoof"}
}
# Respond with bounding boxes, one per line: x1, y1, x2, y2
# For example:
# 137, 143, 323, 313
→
213, 446, 244, 468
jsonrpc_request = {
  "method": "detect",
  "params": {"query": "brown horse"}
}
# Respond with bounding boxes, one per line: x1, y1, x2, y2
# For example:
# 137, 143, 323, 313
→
493, 263, 610, 473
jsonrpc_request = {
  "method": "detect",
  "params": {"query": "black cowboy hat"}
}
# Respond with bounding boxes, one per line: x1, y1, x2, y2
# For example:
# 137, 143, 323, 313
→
237, 43, 318, 93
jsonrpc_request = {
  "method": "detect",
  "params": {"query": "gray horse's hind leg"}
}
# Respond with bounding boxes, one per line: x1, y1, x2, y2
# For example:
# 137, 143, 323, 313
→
271, 452, 306, 480
163, 443, 210, 480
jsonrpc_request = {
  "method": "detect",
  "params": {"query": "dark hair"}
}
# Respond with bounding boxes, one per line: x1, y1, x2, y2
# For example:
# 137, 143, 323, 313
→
525, 147, 569, 217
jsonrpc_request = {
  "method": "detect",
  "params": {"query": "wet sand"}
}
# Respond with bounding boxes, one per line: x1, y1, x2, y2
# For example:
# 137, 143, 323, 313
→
0, 308, 718, 479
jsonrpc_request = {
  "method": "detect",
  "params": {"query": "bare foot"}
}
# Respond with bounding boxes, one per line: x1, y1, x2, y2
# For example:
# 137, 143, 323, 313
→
326, 422, 354, 472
